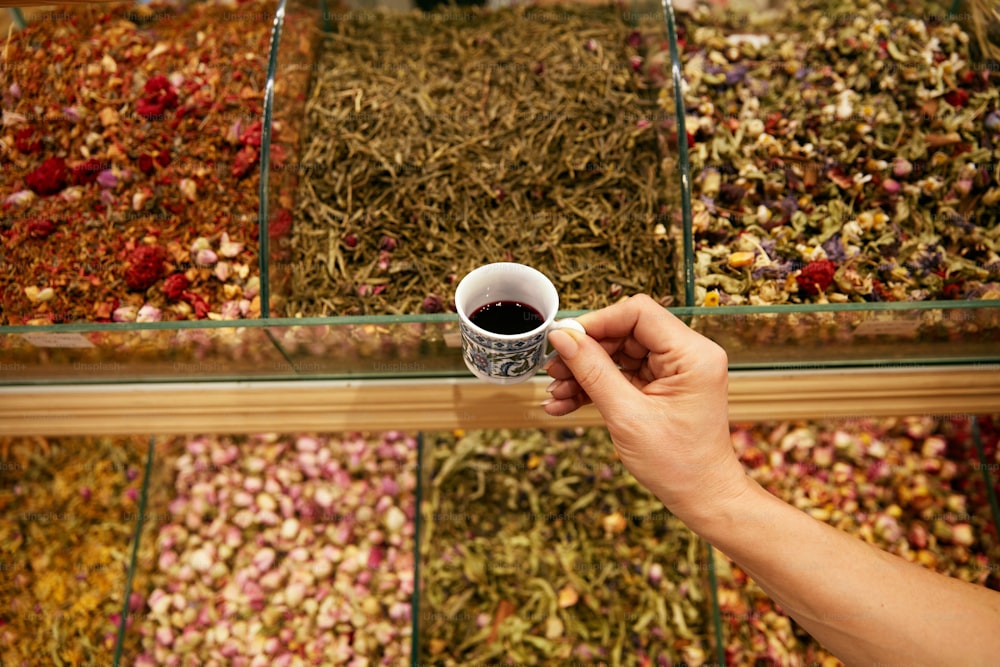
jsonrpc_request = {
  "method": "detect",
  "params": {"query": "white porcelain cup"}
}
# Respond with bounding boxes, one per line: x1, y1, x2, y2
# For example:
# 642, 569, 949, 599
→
455, 263, 586, 385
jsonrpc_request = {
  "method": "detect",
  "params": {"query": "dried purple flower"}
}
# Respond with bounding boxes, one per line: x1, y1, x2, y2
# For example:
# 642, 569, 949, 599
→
421, 294, 443, 313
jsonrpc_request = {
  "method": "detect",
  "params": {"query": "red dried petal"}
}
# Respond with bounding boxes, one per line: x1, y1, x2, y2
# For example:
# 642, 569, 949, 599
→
136, 76, 179, 120
796, 259, 837, 295
72, 158, 104, 186
26, 218, 56, 239
124, 245, 167, 292
15, 127, 41, 154
182, 290, 210, 319
231, 145, 259, 179
138, 154, 156, 175
25, 157, 68, 196
163, 273, 190, 301
943, 89, 969, 108
268, 208, 293, 239
240, 120, 263, 147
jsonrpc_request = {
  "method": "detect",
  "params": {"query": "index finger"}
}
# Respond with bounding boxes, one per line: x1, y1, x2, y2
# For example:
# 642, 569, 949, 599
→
577, 294, 703, 357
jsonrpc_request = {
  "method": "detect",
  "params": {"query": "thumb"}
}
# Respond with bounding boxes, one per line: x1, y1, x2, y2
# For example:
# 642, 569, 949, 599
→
548, 328, 636, 413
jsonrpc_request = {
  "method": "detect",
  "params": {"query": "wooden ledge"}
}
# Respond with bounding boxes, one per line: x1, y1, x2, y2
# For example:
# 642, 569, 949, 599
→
1, 365, 998, 436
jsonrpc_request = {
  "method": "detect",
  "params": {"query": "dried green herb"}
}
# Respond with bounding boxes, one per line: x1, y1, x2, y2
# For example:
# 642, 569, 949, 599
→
418, 428, 712, 665
287, 5, 675, 316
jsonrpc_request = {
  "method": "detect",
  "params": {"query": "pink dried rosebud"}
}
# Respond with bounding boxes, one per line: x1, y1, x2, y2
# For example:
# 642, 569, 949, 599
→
195, 249, 218, 267
421, 294, 443, 313
96, 169, 119, 189
113, 305, 138, 322
648, 562, 663, 585
921, 436, 947, 458
343, 233, 359, 248
893, 158, 913, 177
626, 30, 642, 48
636, 119, 651, 130
379, 235, 398, 251
5, 190, 35, 207
137, 304, 162, 322
584, 38, 598, 52
629, 55, 644, 72
881, 178, 901, 195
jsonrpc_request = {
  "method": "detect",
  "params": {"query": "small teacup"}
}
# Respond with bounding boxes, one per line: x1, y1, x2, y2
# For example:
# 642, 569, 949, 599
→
455, 263, 585, 385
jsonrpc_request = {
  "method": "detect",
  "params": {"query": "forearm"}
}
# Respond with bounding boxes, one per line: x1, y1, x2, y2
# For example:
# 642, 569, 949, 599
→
680, 478, 1000, 665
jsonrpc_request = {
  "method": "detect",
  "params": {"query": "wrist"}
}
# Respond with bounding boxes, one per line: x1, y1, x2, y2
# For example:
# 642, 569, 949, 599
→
665, 458, 756, 537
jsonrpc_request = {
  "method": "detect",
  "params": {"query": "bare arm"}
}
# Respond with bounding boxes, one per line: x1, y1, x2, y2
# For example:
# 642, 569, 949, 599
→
690, 479, 1000, 665
543, 294, 1000, 664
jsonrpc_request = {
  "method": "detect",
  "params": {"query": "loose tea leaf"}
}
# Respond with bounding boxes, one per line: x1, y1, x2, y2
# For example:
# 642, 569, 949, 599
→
419, 428, 713, 665
288, 5, 676, 316
673, 0, 1000, 305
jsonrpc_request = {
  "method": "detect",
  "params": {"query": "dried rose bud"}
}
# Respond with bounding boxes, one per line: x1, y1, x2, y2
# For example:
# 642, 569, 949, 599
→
533, 61, 545, 76
626, 30, 642, 48
893, 158, 913, 177
986, 111, 1000, 132
379, 236, 397, 251
343, 233, 359, 248
137, 304, 162, 322
629, 55, 644, 72
584, 38, 598, 52
421, 294, 443, 313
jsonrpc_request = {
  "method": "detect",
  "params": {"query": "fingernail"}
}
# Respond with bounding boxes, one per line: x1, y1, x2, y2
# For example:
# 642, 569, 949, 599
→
545, 379, 559, 393
548, 329, 581, 361
540, 398, 555, 407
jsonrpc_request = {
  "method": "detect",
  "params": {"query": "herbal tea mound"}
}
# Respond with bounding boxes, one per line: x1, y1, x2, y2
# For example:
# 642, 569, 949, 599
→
419, 428, 711, 665
675, 0, 1000, 305
287, 5, 674, 316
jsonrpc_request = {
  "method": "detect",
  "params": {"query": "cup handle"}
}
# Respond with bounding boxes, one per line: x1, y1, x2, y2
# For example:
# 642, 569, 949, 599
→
540, 319, 587, 367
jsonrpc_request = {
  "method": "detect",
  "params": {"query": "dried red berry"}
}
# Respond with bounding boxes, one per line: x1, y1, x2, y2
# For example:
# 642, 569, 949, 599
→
163, 273, 190, 301
26, 219, 56, 239
72, 158, 104, 186
124, 245, 167, 292
796, 259, 837, 295
25, 157, 68, 196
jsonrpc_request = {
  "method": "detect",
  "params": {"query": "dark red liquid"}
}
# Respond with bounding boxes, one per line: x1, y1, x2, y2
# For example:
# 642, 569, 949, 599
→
470, 301, 544, 335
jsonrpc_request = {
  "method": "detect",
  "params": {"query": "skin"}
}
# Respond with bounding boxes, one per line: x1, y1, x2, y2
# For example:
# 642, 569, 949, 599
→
542, 294, 1000, 665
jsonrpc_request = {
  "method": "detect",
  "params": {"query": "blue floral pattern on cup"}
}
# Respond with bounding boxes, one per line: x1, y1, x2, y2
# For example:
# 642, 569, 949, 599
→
460, 320, 546, 379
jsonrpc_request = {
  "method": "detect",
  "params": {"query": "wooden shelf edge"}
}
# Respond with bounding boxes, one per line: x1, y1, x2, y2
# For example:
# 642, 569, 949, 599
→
1, 366, 998, 436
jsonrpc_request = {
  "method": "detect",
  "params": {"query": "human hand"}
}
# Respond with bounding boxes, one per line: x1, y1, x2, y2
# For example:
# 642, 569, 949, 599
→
542, 294, 748, 523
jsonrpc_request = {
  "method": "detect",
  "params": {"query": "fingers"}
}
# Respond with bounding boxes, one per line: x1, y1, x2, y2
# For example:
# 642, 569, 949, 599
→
577, 294, 704, 360
546, 327, 638, 416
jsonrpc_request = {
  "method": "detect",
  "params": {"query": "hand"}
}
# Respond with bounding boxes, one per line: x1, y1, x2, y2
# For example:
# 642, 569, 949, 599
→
542, 294, 748, 523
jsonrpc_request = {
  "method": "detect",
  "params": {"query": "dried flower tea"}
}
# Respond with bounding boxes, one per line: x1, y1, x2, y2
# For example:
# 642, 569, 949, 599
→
716, 415, 1000, 663
287, 5, 675, 317
419, 427, 713, 665
127, 432, 417, 665
0, 435, 147, 664
0, 1, 294, 324
669, 0, 1000, 305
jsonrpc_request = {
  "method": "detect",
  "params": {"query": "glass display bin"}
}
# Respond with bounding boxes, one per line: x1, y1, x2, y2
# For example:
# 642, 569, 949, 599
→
1, 0, 999, 664
2, 418, 998, 665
